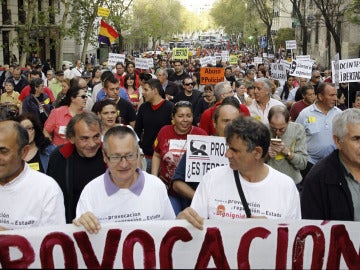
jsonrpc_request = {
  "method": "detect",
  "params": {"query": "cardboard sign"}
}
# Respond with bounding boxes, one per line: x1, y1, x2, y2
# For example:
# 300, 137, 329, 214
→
97, 7, 110, 17
199, 56, 212, 67
134, 58, 150, 69
221, 51, 229, 62
185, 135, 228, 182
338, 58, 360, 83
286, 40, 297, 50
172, 48, 189, 60
288, 59, 312, 78
108, 53, 125, 67
270, 63, 287, 81
228, 55, 238, 65
1, 219, 359, 269
296, 55, 311, 61
254, 57, 263, 64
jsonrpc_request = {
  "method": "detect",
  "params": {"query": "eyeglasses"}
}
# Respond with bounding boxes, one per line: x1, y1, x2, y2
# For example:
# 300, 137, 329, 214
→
175, 101, 192, 107
270, 127, 287, 133
105, 153, 138, 163
77, 95, 88, 99
184, 82, 194, 86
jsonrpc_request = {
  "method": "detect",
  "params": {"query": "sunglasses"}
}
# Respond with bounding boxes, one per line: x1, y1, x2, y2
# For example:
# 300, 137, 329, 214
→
184, 82, 194, 86
77, 95, 88, 99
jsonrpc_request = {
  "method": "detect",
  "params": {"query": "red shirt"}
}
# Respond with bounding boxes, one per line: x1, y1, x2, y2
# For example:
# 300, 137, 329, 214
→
19, 85, 55, 102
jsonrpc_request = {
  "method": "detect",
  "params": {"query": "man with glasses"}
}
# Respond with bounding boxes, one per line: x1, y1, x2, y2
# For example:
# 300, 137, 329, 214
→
247, 77, 285, 125
267, 105, 308, 190
73, 125, 175, 233
309, 70, 321, 93
173, 77, 202, 112
47, 112, 107, 223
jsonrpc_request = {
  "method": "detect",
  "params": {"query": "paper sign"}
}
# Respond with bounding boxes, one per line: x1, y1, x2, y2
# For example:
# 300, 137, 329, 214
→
134, 57, 150, 69
288, 59, 312, 78
199, 67, 225, 85
97, 7, 110, 17
172, 48, 189, 60
286, 40, 297, 50
338, 58, 360, 83
108, 53, 125, 67
270, 63, 287, 81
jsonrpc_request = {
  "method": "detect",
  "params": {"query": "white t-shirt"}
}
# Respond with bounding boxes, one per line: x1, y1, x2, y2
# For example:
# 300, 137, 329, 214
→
76, 169, 175, 222
191, 165, 301, 220
0, 163, 65, 229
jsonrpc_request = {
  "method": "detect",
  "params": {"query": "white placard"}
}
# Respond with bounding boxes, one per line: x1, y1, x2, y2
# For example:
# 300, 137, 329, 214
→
185, 135, 228, 182
296, 55, 311, 61
200, 56, 212, 67
270, 63, 287, 81
108, 53, 125, 67
134, 57, 150, 70
288, 59, 312, 78
337, 58, 360, 83
221, 51, 229, 61
254, 57, 263, 64
285, 40, 297, 50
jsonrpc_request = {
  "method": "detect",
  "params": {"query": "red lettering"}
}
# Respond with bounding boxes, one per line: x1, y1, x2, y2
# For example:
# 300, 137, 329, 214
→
195, 227, 230, 269
73, 229, 121, 269
276, 226, 289, 269
0, 235, 35, 268
292, 225, 325, 269
238, 227, 271, 269
40, 232, 77, 268
159, 226, 192, 269
122, 229, 155, 269
327, 224, 360, 269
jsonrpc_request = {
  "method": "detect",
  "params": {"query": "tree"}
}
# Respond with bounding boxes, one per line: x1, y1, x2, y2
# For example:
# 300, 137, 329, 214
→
249, 0, 274, 53
347, 0, 360, 24
274, 28, 295, 49
289, 0, 309, 55
312, 0, 347, 59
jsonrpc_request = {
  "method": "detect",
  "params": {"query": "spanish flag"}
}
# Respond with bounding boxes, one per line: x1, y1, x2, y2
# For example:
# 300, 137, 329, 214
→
98, 20, 119, 45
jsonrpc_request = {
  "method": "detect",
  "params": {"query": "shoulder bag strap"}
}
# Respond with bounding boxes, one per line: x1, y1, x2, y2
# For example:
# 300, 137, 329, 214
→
233, 170, 251, 218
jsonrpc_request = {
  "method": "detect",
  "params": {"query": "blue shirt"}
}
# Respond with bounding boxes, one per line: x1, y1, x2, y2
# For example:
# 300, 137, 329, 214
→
295, 103, 341, 164
96, 87, 130, 102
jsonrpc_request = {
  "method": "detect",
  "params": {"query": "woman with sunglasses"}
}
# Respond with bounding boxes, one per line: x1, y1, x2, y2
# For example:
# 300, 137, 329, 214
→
151, 100, 207, 214
15, 113, 55, 173
44, 77, 88, 146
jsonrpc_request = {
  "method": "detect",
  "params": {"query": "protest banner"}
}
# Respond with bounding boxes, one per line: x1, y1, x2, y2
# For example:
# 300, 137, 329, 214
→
107, 53, 125, 67
214, 52, 222, 62
199, 67, 224, 85
254, 57, 263, 64
0, 219, 359, 269
288, 59, 312, 79
146, 58, 154, 68
221, 51, 229, 62
270, 63, 287, 81
296, 55, 311, 61
134, 58, 149, 70
228, 55, 238, 65
199, 56, 212, 67
337, 58, 360, 83
185, 135, 228, 182
286, 40, 297, 50
172, 48, 189, 60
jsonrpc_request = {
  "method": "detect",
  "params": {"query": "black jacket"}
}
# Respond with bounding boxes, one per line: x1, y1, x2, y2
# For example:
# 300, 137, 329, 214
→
301, 150, 354, 221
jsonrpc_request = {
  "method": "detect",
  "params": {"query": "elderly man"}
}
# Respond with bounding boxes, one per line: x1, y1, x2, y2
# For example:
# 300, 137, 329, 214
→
73, 125, 175, 233
0, 121, 65, 230
247, 77, 285, 125
178, 116, 301, 229
47, 112, 107, 223
156, 68, 180, 102
301, 108, 360, 221
70, 60, 83, 79
267, 105, 308, 187
295, 82, 342, 177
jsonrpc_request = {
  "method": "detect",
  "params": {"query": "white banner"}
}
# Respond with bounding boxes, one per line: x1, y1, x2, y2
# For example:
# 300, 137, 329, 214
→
254, 57, 263, 64
270, 63, 287, 81
338, 58, 360, 83
286, 40, 297, 50
280, 59, 291, 71
0, 219, 359, 269
200, 56, 212, 67
134, 58, 150, 70
296, 55, 311, 61
289, 59, 312, 78
108, 53, 125, 67
221, 51, 229, 62
185, 135, 228, 182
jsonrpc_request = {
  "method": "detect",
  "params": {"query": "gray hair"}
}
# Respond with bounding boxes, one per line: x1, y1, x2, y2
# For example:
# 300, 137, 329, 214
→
66, 111, 102, 139
157, 68, 168, 78
214, 82, 232, 101
332, 108, 360, 140
255, 77, 272, 94
103, 125, 139, 153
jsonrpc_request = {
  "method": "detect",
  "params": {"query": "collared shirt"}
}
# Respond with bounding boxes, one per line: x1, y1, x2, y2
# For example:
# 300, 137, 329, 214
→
105, 168, 144, 196
295, 103, 341, 164
247, 97, 285, 125
162, 80, 169, 92
96, 87, 130, 102
340, 156, 360, 221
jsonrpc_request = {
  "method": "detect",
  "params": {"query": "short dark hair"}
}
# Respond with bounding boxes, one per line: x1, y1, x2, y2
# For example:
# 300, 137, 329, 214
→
145, 78, 165, 99
66, 111, 101, 139
225, 116, 270, 158
29, 78, 44, 94
104, 76, 119, 89
300, 84, 314, 96
317, 82, 335, 96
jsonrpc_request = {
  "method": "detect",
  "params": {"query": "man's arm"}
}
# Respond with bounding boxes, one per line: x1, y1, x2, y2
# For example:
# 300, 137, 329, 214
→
177, 207, 204, 230
73, 212, 101, 234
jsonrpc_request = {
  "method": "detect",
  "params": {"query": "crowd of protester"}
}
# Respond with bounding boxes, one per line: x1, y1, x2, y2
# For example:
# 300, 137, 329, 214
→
1, 51, 360, 233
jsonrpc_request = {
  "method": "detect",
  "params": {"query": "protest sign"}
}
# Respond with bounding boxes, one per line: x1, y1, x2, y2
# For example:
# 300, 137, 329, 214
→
97, 7, 110, 17
134, 58, 149, 70
199, 68, 225, 85
221, 51, 229, 62
288, 59, 312, 78
200, 56, 212, 67
185, 135, 228, 182
296, 55, 311, 61
172, 48, 189, 60
286, 40, 297, 50
229, 55, 238, 65
270, 63, 287, 81
254, 57, 263, 64
338, 58, 360, 83
107, 53, 125, 67
1, 219, 359, 269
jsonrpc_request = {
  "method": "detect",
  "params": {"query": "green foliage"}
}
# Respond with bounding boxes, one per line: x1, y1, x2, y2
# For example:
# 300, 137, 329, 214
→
274, 28, 295, 48
346, 0, 360, 24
